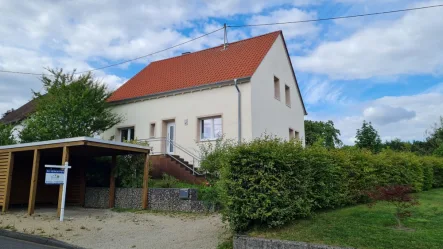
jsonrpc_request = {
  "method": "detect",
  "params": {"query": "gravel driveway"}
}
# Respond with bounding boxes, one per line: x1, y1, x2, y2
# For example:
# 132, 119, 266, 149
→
0, 207, 227, 249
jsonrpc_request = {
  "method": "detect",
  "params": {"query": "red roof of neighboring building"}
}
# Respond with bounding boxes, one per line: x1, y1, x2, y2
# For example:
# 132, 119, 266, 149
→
107, 31, 282, 102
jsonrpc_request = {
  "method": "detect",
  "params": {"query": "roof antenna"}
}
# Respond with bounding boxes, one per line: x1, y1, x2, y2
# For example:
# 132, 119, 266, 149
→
223, 23, 228, 50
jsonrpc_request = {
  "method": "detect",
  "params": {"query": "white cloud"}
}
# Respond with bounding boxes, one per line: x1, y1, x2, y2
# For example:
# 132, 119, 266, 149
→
294, 1, 443, 80
363, 105, 416, 125
301, 79, 346, 105
248, 8, 320, 40
330, 92, 443, 144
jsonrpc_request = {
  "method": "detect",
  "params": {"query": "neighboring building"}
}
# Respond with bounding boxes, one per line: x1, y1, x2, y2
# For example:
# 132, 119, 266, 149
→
0, 98, 38, 140
103, 30, 307, 172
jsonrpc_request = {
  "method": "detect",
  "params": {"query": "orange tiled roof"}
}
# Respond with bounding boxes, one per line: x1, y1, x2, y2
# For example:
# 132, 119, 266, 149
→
107, 31, 282, 102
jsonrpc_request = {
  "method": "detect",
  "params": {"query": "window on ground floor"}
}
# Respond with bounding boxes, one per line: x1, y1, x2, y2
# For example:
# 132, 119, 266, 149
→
289, 128, 299, 140
200, 116, 222, 141
150, 123, 156, 137
120, 127, 135, 142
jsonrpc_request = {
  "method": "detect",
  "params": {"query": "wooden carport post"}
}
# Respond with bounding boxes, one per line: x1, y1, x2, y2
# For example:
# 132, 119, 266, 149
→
2, 152, 14, 213
142, 153, 150, 209
109, 156, 117, 208
57, 146, 69, 217
28, 149, 40, 215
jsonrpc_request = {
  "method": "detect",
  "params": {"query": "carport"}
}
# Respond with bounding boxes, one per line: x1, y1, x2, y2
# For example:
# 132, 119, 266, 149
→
0, 137, 150, 215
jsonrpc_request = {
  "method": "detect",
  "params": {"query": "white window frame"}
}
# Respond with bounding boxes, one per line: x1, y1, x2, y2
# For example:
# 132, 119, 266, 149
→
120, 127, 135, 142
199, 117, 222, 141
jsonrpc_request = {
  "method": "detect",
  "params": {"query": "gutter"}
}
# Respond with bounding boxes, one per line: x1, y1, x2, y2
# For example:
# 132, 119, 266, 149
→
234, 79, 241, 144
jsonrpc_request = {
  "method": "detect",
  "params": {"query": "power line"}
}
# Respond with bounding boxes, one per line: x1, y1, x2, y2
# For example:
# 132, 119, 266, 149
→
0, 27, 224, 76
75, 27, 224, 74
1, 4, 443, 76
0, 70, 44, 76
228, 4, 443, 27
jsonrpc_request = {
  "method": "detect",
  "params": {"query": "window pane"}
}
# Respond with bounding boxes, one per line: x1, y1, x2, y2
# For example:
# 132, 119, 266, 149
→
130, 128, 135, 141
201, 119, 213, 140
214, 118, 222, 138
121, 129, 128, 142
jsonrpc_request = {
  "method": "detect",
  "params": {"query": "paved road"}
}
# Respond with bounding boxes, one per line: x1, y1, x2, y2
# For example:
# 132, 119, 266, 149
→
0, 235, 61, 249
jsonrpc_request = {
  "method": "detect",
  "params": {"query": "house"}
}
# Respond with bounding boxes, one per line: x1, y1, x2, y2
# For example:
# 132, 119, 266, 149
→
0, 98, 38, 139
102, 30, 307, 178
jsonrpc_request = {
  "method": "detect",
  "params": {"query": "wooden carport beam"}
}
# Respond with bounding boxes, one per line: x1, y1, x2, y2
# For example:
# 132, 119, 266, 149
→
57, 146, 69, 217
2, 152, 14, 213
28, 149, 40, 215
142, 153, 150, 209
109, 156, 117, 208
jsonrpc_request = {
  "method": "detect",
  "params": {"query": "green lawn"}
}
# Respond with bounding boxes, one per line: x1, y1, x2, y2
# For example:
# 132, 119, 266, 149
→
249, 188, 443, 249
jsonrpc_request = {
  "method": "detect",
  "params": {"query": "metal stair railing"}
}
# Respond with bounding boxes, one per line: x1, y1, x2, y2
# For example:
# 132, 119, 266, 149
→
138, 137, 203, 176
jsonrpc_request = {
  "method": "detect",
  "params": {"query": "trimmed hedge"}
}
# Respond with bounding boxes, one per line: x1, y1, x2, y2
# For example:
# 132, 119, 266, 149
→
218, 137, 443, 232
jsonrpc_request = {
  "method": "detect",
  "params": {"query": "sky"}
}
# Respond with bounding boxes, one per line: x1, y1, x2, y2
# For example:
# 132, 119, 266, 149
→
1, 0, 443, 144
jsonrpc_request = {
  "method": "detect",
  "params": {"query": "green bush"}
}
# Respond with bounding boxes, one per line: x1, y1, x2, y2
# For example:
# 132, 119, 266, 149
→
213, 137, 443, 232
219, 137, 311, 231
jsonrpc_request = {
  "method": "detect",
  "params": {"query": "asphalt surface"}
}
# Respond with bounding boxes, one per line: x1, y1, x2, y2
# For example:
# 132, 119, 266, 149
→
0, 235, 62, 249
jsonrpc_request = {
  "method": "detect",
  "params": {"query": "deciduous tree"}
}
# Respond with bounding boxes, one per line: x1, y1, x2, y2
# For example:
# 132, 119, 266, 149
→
305, 120, 342, 148
20, 68, 123, 142
355, 120, 382, 153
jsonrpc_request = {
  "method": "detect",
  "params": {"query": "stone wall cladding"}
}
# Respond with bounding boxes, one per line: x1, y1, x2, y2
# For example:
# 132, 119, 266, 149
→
85, 187, 208, 212
234, 236, 354, 249
148, 188, 207, 212
84, 187, 109, 209
115, 188, 143, 209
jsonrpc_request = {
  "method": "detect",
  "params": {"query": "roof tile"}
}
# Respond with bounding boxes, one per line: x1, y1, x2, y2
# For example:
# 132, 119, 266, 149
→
108, 31, 281, 102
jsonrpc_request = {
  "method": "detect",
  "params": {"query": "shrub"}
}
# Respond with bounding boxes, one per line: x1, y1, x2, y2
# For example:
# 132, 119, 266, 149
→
367, 185, 419, 228
213, 137, 443, 232
116, 140, 150, 188
219, 137, 311, 231
154, 174, 179, 188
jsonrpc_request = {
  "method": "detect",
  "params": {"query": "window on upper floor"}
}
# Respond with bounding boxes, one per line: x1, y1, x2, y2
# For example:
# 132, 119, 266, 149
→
200, 116, 222, 141
274, 76, 280, 100
285, 85, 291, 107
120, 127, 135, 142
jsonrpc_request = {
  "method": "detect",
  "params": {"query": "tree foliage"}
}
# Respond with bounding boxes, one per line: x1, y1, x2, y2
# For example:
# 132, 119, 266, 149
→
305, 120, 342, 148
20, 68, 123, 142
367, 185, 419, 228
355, 120, 382, 153
0, 123, 15, 146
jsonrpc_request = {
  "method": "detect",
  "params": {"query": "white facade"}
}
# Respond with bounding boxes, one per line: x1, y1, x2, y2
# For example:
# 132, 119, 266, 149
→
250, 35, 305, 145
102, 83, 253, 162
102, 34, 306, 163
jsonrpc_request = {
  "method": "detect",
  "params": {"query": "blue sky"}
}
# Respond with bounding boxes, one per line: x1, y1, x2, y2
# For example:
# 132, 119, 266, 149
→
1, 0, 443, 144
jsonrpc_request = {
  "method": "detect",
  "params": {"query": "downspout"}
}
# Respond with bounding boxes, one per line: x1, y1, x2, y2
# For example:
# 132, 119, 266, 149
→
234, 79, 241, 144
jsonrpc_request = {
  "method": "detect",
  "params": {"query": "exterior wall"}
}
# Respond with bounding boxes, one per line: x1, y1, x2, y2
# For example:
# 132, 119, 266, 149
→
84, 187, 208, 213
102, 83, 252, 163
234, 236, 352, 249
250, 34, 306, 145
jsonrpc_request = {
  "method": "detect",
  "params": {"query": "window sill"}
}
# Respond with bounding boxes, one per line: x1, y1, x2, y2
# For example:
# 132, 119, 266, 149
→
286, 104, 291, 108
199, 138, 219, 142
275, 97, 281, 101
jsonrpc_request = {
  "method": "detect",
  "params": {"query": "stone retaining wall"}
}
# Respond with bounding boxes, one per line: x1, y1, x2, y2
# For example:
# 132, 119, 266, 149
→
234, 236, 353, 249
85, 187, 208, 212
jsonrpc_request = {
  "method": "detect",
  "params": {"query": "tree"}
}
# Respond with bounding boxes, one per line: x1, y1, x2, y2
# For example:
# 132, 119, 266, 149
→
305, 120, 342, 148
367, 185, 419, 229
0, 123, 15, 146
426, 116, 443, 154
20, 68, 123, 142
355, 120, 382, 153
383, 138, 412, 152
